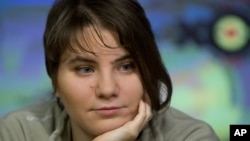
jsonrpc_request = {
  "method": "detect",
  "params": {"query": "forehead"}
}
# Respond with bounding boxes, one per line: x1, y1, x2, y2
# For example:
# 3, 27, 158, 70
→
79, 25, 120, 49
61, 25, 127, 61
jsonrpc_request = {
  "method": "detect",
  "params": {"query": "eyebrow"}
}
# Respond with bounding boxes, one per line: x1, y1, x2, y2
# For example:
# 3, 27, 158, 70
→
67, 54, 132, 64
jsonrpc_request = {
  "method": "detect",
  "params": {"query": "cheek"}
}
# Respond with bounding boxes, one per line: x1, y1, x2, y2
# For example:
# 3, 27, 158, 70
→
56, 74, 94, 117
56, 71, 90, 101
120, 75, 144, 105
124, 74, 144, 94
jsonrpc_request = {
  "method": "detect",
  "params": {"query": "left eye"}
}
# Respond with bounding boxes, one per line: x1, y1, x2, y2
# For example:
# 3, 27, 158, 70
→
119, 63, 134, 72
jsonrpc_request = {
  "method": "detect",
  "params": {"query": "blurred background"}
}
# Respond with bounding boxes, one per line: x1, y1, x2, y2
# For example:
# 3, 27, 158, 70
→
0, 0, 249, 140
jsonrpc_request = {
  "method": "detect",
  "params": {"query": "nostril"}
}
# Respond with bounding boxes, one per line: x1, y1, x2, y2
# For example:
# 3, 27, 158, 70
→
95, 82, 118, 98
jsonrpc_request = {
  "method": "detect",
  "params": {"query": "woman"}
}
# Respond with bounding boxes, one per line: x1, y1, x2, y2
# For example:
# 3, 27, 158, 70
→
0, 0, 219, 140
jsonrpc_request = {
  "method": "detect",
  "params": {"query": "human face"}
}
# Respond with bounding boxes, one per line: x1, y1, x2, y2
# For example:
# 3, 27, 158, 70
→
56, 26, 144, 139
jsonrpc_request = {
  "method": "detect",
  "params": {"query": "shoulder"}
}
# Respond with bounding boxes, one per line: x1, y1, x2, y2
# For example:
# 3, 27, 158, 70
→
1, 100, 59, 122
0, 100, 61, 141
153, 107, 220, 141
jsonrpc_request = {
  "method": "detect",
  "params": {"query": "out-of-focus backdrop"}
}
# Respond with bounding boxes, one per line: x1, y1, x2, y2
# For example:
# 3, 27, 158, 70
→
0, 0, 249, 140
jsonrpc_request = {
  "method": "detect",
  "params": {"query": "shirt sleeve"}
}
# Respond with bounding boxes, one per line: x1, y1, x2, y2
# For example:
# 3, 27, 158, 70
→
0, 115, 26, 141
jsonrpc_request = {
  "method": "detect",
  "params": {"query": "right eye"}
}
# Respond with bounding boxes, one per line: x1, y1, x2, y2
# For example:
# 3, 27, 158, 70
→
76, 66, 94, 74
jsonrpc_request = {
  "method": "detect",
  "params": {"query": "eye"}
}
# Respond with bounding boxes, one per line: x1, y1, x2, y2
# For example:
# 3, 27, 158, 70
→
119, 62, 135, 72
76, 66, 94, 74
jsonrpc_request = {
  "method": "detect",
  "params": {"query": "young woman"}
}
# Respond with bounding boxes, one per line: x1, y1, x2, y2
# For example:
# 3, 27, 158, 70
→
0, 0, 220, 141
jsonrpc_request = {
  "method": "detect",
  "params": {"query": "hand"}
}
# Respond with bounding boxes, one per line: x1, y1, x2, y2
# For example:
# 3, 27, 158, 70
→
93, 95, 152, 141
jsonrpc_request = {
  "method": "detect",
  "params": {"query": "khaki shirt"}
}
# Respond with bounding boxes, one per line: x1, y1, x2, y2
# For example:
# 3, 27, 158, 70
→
0, 100, 220, 141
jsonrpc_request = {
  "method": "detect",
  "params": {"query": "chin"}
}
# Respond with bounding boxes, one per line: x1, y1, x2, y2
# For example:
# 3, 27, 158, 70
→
92, 116, 133, 135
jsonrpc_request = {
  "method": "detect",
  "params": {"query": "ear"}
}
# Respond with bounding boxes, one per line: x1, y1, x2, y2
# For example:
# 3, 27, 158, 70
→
55, 90, 61, 98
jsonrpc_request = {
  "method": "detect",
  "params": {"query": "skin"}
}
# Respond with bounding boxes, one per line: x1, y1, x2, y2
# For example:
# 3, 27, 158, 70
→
55, 26, 152, 141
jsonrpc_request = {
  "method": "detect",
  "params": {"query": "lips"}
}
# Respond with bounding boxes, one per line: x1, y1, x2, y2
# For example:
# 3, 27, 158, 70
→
94, 106, 124, 116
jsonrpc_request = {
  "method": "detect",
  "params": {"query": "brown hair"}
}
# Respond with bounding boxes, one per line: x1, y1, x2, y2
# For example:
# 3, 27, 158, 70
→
43, 0, 172, 112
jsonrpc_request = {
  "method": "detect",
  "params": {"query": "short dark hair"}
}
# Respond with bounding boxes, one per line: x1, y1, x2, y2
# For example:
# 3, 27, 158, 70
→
43, 0, 172, 111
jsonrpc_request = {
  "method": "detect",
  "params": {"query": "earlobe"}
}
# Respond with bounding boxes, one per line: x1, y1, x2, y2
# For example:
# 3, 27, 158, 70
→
55, 91, 60, 98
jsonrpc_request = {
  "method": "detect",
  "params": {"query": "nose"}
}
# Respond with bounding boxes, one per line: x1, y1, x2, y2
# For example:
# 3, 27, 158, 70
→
95, 72, 118, 98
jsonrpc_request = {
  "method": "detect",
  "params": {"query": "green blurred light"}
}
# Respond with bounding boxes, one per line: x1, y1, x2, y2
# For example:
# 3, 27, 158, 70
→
213, 14, 249, 52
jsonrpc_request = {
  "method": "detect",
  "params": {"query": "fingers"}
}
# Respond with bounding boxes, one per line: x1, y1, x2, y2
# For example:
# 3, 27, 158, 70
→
143, 93, 151, 106
144, 94, 153, 122
129, 94, 152, 132
142, 94, 153, 127
93, 94, 153, 141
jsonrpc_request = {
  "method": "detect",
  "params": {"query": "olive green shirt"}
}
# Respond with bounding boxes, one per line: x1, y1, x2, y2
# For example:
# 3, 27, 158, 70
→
0, 100, 220, 141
